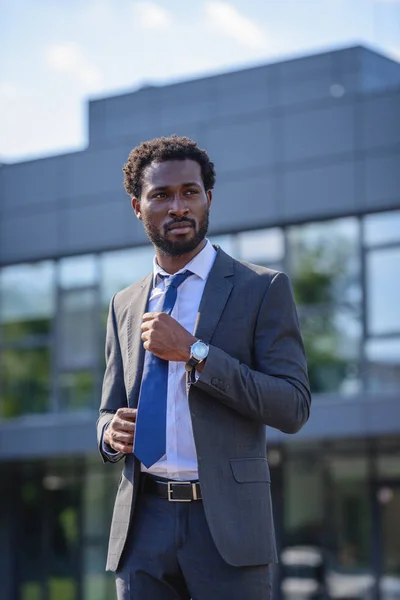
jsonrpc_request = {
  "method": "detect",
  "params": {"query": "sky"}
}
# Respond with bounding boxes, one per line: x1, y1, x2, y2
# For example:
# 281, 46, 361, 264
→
1, 0, 399, 163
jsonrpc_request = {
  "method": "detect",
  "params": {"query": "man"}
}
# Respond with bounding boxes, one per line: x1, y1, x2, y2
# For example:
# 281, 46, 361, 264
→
97, 135, 311, 600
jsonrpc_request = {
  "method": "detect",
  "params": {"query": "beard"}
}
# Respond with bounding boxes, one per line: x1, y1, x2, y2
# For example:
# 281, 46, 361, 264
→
142, 210, 209, 256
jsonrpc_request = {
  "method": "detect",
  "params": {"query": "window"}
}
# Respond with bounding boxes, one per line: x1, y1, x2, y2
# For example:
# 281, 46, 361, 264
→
364, 211, 400, 394
236, 228, 284, 268
208, 235, 238, 258
100, 246, 153, 308
365, 338, 400, 393
328, 455, 371, 568
1, 347, 51, 417
0, 261, 54, 343
56, 256, 100, 412
0, 261, 55, 418
59, 289, 98, 371
364, 210, 400, 246
59, 255, 98, 289
288, 219, 362, 394
367, 248, 400, 336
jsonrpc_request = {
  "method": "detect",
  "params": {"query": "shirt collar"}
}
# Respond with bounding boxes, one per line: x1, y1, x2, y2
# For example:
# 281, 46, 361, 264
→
152, 239, 217, 286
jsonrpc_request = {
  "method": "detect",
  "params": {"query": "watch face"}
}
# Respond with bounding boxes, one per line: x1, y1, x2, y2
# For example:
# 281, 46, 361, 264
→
193, 341, 209, 360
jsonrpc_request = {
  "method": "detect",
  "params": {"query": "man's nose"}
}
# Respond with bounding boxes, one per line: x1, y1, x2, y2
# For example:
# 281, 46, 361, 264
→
168, 194, 189, 216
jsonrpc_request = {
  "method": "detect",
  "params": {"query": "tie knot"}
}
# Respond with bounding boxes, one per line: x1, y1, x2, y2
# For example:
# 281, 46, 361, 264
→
165, 270, 193, 289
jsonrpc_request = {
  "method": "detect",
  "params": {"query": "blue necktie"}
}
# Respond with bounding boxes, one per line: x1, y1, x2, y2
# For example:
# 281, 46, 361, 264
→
133, 270, 193, 468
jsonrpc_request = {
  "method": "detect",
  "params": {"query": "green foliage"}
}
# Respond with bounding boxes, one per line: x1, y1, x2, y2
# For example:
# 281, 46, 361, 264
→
291, 235, 356, 393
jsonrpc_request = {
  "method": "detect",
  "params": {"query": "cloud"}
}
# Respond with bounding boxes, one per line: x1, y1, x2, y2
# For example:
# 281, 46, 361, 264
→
204, 1, 268, 50
44, 43, 103, 91
133, 1, 173, 30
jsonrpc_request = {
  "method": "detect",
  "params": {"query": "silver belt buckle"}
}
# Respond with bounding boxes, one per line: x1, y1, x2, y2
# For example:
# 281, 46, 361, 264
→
167, 481, 197, 502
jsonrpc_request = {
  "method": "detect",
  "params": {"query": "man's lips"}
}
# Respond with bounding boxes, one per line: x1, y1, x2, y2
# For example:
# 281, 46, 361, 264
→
167, 222, 194, 234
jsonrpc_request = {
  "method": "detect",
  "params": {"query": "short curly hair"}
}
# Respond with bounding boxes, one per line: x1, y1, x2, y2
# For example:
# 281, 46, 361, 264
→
123, 135, 216, 198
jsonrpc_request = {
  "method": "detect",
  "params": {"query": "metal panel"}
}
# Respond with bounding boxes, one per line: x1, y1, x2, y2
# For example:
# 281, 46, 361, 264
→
161, 78, 216, 129
210, 171, 278, 231
60, 198, 140, 254
0, 209, 59, 263
0, 155, 63, 211
283, 102, 355, 163
365, 153, 400, 208
62, 146, 132, 200
361, 91, 400, 150
205, 116, 277, 174
215, 66, 278, 117
282, 160, 358, 220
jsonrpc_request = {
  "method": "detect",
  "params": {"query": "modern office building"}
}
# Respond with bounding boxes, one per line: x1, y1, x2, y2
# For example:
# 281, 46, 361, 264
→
0, 45, 399, 600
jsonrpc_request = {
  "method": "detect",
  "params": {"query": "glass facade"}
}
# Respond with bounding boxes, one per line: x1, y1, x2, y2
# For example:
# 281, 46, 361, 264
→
1, 210, 400, 599
1, 210, 400, 418
1, 439, 399, 600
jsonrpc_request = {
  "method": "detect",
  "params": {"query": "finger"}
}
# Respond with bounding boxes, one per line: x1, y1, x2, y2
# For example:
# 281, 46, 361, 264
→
111, 441, 133, 454
142, 312, 160, 321
115, 418, 136, 432
116, 408, 137, 420
110, 430, 134, 445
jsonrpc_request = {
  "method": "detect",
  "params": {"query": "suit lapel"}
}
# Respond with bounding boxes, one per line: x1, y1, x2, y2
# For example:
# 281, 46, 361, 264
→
127, 273, 153, 407
193, 247, 234, 343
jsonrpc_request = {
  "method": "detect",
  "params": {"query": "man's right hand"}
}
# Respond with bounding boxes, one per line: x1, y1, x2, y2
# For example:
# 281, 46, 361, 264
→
103, 407, 137, 454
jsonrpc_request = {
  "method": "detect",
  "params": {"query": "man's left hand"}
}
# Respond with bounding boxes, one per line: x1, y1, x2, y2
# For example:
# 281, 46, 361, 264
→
141, 312, 196, 362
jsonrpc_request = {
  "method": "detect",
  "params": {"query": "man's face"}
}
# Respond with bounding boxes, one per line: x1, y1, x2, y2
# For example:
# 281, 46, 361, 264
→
132, 159, 212, 256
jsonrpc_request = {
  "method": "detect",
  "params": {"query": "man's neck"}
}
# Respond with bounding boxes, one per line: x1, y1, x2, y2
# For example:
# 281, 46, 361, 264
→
155, 239, 207, 274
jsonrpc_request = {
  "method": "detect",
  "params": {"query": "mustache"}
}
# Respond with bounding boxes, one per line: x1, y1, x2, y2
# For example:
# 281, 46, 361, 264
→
164, 218, 196, 231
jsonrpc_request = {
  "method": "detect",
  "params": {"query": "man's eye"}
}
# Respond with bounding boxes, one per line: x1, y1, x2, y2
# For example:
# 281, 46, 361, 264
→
153, 193, 167, 199
186, 189, 199, 195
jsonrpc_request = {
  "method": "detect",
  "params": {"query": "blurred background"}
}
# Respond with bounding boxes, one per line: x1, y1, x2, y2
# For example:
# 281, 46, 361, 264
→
1, 1, 400, 599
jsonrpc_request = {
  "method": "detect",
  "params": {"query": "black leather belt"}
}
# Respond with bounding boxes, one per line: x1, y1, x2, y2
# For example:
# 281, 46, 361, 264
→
141, 474, 202, 502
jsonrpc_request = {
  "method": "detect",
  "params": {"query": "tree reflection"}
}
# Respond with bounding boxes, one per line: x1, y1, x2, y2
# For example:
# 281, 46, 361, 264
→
290, 229, 361, 393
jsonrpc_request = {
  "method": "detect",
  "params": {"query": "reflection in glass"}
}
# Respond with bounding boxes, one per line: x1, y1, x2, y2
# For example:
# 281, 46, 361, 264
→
208, 235, 237, 258
281, 452, 325, 600
327, 455, 374, 599
59, 289, 97, 370
59, 371, 94, 411
0, 348, 50, 417
288, 219, 361, 393
365, 338, 400, 393
364, 210, 400, 246
0, 261, 54, 343
367, 248, 400, 335
298, 305, 362, 394
59, 255, 98, 289
101, 246, 153, 307
236, 228, 284, 265
380, 487, 400, 587
289, 218, 361, 306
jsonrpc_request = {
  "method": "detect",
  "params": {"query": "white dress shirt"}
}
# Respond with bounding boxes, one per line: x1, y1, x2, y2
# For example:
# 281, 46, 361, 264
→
104, 239, 216, 481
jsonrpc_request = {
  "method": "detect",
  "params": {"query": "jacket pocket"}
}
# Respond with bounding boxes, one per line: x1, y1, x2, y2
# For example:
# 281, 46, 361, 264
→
229, 458, 271, 483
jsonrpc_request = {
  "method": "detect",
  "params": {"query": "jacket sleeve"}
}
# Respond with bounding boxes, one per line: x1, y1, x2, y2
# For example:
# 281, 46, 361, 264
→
193, 272, 311, 434
96, 294, 127, 463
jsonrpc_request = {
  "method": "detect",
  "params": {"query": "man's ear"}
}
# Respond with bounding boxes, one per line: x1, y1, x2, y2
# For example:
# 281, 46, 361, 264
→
206, 190, 212, 208
131, 197, 142, 220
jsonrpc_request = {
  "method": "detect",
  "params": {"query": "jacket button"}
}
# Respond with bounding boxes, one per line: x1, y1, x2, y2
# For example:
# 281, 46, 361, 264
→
211, 378, 218, 386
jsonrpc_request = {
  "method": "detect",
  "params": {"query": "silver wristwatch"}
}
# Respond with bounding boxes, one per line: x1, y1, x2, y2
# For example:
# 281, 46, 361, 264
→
186, 340, 209, 370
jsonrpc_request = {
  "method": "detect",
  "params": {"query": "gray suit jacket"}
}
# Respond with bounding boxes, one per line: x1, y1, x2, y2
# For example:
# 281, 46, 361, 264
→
97, 247, 311, 572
